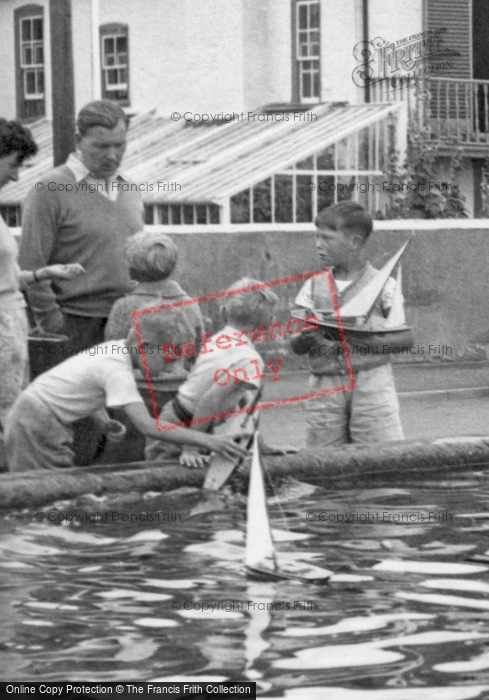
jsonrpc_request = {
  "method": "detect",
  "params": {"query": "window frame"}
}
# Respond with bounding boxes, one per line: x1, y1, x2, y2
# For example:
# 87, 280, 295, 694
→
14, 4, 45, 121
293, 0, 321, 104
100, 23, 130, 105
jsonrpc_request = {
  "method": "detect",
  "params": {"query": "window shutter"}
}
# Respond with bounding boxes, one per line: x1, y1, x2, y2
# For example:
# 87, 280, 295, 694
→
426, 0, 471, 78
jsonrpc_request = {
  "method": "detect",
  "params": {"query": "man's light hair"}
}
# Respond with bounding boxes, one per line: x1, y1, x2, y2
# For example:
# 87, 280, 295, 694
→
222, 278, 278, 326
76, 100, 129, 136
128, 307, 194, 350
125, 231, 178, 282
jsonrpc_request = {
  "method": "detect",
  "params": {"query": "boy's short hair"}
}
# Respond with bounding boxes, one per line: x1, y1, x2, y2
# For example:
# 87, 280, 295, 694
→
125, 231, 178, 282
129, 307, 194, 350
315, 201, 373, 243
222, 278, 278, 326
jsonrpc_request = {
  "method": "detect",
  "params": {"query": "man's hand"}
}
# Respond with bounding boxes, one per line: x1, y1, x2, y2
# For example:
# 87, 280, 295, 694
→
41, 263, 85, 280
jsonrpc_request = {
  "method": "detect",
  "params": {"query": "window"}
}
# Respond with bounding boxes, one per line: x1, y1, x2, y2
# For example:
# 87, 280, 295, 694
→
14, 5, 45, 120
100, 24, 129, 104
230, 120, 390, 223
295, 0, 320, 102
144, 203, 220, 226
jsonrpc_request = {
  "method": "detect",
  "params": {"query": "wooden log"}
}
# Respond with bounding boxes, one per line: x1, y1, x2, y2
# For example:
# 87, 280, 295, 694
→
259, 436, 489, 487
0, 461, 205, 510
1, 436, 488, 510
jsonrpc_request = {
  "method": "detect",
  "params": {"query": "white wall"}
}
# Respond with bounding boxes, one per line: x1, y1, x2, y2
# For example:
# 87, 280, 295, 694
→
321, 0, 360, 103
93, 0, 248, 116
242, 0, 292, 109
71, 0, 93, 114
265, 0, 293, 106
368, 0, 424, 48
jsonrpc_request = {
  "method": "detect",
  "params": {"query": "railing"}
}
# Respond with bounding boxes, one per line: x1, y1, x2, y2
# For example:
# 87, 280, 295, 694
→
370, 77, 489, 147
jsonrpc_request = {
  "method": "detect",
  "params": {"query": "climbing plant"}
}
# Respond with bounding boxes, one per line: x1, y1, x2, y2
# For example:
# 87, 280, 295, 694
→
381, 108, 467, 219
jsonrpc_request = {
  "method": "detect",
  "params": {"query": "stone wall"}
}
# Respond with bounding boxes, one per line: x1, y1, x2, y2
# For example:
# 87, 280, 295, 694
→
149, 221, 489, 368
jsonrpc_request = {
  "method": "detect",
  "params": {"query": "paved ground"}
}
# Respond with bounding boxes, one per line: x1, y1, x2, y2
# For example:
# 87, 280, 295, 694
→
260, 363, 489, 450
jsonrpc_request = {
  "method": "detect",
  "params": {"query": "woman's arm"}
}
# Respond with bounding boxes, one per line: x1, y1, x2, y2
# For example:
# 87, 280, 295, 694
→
19, 263, 85, 291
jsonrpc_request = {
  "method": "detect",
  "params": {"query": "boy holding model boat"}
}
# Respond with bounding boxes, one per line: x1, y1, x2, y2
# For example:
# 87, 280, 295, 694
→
291, 201, 414, 447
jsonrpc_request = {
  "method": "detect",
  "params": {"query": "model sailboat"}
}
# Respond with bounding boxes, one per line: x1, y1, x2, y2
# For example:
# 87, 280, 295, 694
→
245, 434, 331, 583
298, 242, 410, 334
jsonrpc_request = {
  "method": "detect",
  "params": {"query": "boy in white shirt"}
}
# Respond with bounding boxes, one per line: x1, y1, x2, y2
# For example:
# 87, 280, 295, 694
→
5, 309, 248, 472
145, 278, 279, 468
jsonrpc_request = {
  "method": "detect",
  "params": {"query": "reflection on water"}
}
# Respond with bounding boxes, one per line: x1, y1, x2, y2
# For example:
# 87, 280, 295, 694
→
2, 474, 489, 696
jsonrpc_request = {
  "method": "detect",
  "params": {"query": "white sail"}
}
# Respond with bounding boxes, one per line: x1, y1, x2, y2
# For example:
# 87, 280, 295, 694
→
383, 265, 406, 329
245, 434, 276, 571
339, 242, 409, 318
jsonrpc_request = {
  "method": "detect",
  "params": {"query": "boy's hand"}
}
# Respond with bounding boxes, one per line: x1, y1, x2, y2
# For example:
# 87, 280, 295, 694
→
300, 327, 325, 342
208, 435, 249, 461
180, 448, 210, 469
105, 419, 127, 443
180, 434, 248, 469
91, 409, 126, 442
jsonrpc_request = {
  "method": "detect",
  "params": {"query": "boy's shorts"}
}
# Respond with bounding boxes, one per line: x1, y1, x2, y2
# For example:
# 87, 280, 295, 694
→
5, 391, 75, 472
305, 364, 404, 447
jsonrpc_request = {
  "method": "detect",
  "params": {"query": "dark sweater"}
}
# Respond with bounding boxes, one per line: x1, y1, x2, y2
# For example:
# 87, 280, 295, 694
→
19, 164, 143, 325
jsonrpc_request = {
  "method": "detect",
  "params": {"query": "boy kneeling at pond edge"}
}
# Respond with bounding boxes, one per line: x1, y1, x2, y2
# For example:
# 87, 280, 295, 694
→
145, 278, 280, 468
5, 309, 248, 472
291, 201, 414, 447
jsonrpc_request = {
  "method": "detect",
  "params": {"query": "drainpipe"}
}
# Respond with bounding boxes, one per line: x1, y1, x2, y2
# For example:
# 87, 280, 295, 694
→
363, 0, 370, 102
49, 0, 75, 166
91, 0, 101, 100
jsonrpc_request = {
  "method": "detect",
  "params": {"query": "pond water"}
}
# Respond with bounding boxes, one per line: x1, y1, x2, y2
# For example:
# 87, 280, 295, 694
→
2, 471, 489, 699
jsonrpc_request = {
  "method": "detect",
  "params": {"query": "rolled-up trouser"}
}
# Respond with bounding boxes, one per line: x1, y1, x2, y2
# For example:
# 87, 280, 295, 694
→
5, 391, 75, 472
304, 364, 404, 447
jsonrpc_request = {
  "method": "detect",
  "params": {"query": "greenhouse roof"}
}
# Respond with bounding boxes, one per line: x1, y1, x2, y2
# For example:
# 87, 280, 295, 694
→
0, 102, 399, 206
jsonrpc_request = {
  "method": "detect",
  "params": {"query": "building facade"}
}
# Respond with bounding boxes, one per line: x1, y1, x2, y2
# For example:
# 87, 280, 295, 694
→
0, 0, 487, 224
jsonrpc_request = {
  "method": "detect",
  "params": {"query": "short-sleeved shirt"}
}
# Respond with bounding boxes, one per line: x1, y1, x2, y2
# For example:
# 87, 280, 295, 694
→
25, 339, 143, 423
177, 324, 264, 414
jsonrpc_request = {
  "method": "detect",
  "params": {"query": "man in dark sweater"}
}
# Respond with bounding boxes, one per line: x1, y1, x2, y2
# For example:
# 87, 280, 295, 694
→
19, 100, 143, 465
19, 99, 143, 350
